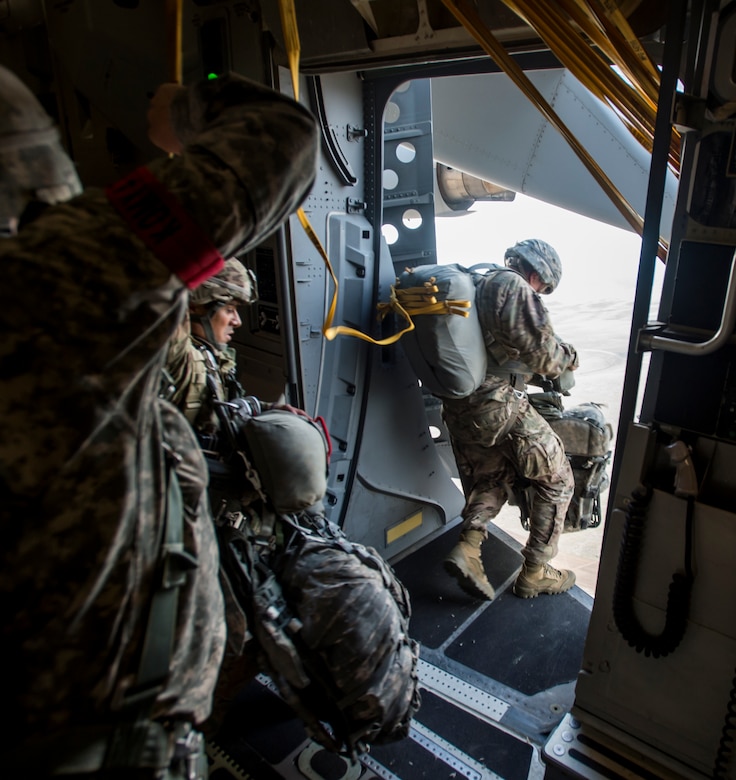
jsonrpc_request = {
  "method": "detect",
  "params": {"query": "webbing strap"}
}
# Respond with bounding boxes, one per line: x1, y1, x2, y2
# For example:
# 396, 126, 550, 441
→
135, 462, 184, 691
123, 446, 197, 709
392, 283, 473, 318
278, 0, 417, 348
203, 368, 271, 507
495, 389, 523, 442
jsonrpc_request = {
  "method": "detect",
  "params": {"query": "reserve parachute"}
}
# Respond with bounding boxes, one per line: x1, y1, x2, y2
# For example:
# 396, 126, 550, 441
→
233, 407, 331, 513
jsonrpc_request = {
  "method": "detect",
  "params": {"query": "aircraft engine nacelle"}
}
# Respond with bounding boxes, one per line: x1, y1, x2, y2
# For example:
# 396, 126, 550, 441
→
434, 163, 515, 216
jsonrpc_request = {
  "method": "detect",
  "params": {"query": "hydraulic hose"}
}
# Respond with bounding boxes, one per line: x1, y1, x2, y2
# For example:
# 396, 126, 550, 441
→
713, 668, 736, 779
713, 677, 736, 780
612, 485, 694, 658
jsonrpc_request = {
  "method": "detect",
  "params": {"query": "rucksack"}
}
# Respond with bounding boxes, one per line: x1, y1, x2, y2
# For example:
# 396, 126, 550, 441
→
216, 510, 421, 756
517, 392, 613, 531
391, 263, 487, 398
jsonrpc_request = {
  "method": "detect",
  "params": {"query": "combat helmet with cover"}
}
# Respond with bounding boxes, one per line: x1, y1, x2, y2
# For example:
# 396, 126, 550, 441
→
504, 238, 562, 294
0, 65, 82, 234
190, 257, 256, 350
190, 257, 256, 307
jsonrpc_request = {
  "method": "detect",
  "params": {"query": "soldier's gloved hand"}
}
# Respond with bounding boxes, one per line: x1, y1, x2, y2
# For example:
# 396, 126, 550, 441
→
223, 396, 262, 426
562, 342, 579, 370
147, 83, 186, 155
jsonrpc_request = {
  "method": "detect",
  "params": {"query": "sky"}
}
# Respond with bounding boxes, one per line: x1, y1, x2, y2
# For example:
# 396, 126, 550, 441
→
434, 192, 659, 308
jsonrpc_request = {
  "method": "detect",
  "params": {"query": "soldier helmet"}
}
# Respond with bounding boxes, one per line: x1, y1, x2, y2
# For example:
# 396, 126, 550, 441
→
504, 238, 562, 294
0, 65, 82, 233
190, 258, 257, 307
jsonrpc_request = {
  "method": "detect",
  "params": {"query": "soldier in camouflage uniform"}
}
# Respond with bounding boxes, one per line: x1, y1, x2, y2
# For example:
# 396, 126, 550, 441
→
165, 257, 318, 736
166, 258, 263, 737
443, 239, 579, 601
166, 257, 258, 443
164, 256, 306, 510
0, 65, 317, 777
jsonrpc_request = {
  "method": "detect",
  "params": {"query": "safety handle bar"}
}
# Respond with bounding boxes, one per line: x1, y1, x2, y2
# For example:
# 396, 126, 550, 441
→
638, 248, 736, 356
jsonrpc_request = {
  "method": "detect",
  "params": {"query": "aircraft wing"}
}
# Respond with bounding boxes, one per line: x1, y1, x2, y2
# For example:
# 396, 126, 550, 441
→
431, 69, 678, 238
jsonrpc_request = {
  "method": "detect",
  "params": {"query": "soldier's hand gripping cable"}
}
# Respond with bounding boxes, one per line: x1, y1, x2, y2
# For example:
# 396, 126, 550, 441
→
0, 64, 317, 778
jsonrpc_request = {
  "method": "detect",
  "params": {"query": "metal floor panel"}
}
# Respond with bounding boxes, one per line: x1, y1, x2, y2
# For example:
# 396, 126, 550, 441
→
445, 590, 590, 696
392, 527, 524, 649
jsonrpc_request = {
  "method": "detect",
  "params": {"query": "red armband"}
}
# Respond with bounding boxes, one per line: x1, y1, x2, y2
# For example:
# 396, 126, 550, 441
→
106, 167, 224, 288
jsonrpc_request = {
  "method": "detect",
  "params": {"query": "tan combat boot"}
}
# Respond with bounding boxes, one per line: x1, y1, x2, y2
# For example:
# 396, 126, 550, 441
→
513, 562, 576, 599
444, 530, 495, 600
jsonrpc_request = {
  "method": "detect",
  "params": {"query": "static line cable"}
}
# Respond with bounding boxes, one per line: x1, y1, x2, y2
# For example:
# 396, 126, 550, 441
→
500, 0, 679, 172
503, 0, 658, 127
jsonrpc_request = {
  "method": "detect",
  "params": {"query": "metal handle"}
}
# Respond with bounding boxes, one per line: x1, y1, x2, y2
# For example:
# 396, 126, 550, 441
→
638, 248, 736, 355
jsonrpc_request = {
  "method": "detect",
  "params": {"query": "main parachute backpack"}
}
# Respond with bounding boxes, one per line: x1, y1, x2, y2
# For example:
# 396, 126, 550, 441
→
388, 263, 487, 398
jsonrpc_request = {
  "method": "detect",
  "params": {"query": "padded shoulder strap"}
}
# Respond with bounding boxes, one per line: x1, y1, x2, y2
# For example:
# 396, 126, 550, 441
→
120, 444, 198, 714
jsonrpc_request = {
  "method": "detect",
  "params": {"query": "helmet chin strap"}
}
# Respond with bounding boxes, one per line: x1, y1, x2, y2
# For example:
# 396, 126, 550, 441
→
505, 255, 528, 280
193, 301, 227, 351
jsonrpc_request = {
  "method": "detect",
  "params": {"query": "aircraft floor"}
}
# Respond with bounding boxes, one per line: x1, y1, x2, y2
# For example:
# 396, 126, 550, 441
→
208, 526, 593, 780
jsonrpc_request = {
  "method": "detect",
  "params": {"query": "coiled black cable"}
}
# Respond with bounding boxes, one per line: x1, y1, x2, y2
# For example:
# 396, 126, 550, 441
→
612, 485, 694, 658
713, 669, 736, 779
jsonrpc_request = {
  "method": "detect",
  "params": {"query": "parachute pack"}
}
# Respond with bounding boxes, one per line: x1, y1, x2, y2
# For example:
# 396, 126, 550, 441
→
234, 408, 331, 513
216, 510, 421, 756
212, 400, 421, 756
392, 263, 487, 398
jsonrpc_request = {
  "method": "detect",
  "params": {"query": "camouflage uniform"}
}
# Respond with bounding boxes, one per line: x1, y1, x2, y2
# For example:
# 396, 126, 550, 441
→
165, 284, 276, 738
0, 72, 317, 772
443, 263, 577, 592
165, 302, 267, 516
165, 257, 261, 446
166, 316, 243, 436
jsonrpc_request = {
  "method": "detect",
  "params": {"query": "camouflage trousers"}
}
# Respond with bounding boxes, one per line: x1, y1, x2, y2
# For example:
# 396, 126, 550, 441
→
443, 380, 574, 567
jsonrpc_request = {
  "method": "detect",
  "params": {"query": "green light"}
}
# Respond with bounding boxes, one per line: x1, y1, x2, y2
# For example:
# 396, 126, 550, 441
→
207, 72, 218, 80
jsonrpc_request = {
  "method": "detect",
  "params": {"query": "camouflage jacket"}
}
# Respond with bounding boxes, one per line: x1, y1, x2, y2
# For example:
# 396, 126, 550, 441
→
166, 315, 240, 434
0, 73, 317, 752
475, 266, 577, 380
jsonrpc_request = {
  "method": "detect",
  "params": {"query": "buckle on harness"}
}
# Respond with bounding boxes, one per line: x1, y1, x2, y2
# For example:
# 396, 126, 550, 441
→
172, 725, 207, 780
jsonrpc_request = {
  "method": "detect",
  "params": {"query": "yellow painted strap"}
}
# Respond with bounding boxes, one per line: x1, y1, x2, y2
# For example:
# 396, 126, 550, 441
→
278, 0, 301, 102
280, 0, 414, 345
165, 0, 183, 84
